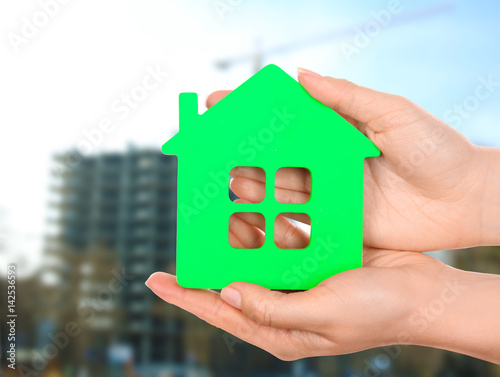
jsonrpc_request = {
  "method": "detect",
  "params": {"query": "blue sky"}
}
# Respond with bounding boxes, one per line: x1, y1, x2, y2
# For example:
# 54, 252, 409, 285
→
126, 0, 500, 144
1, 0, 499, 273
175, 0, 500, 144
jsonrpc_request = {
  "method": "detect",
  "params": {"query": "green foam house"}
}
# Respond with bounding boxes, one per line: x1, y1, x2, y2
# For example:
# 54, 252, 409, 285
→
162, 64, 380, 290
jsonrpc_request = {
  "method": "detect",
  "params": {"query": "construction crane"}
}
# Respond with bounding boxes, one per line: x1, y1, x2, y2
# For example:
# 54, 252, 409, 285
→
215, 3, 454, 73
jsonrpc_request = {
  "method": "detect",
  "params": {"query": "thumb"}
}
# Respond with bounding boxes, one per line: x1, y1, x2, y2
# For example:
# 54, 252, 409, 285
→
206, 90, 231, 108
220, 282, 324, 331
297, 68, 409, 132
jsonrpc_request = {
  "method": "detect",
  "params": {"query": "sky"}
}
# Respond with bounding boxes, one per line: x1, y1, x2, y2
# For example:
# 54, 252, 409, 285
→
1, 0, 499, 275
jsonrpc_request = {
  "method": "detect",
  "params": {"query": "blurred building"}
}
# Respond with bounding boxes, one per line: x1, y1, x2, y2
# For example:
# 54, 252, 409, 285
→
38, 147, 500, 377
454, 246, 500, 275
44, 148, 184, 374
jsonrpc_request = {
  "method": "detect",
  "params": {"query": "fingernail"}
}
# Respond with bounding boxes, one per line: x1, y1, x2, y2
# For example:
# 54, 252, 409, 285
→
297, 67, 322, 77
221, 287, 242, 309
145, 273, 156, 289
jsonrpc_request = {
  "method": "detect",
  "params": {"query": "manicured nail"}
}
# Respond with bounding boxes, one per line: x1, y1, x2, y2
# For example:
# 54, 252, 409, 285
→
221, 287, 242, 309
297, 67, 322, 77
145, 273, 156, 289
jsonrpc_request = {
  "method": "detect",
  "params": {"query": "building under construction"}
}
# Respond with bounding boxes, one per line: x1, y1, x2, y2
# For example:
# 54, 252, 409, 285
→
44, 148, 187, 374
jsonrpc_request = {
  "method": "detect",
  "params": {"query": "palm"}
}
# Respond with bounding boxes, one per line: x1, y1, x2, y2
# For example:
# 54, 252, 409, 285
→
362, 132, 480, 251
146, 248, 444, 359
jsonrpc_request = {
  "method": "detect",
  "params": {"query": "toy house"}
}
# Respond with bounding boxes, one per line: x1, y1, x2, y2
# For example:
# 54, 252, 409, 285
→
162, 64, 380, 289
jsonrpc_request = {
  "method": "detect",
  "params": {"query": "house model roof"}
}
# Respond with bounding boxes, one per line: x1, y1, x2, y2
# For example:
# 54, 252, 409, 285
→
162, 64, 380, 160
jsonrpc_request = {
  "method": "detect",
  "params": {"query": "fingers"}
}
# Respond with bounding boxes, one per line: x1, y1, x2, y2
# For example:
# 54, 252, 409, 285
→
275, 187, 311, 206
221, 282, 325, 331
278, 212, 311, 225
228, 212, 310, 249
230, 175, 266, 203
231, 176, 311, 225
275, 167, 311, 204
232, 210, 265, 229
206, 71, 413, 135
297, 68, 410, 133
146, 272, 334, 360
231, 167, 310, 195
145, 273, 270, 349
206, 90, 231, 108
274, 215, 310, 249
230, 166, 266, 182
229, 213, 265, 249
230, 167, 311, 212
229, 166, 311, 249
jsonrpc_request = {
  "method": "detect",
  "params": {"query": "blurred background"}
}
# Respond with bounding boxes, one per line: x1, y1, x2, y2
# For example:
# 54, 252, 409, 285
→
1, 0, 500, 376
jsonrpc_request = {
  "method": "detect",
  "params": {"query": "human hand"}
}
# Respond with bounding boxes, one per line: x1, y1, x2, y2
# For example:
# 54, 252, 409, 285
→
146, 248, 500, 363
147, 68, 500, 364
215, 68, 500, 252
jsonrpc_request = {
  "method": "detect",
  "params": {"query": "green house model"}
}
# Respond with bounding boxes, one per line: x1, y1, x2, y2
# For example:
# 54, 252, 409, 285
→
162, 64, 380, 290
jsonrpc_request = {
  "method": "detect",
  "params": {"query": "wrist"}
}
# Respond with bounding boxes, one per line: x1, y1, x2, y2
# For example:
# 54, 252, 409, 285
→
406, 265, 500, 363
475, 146, 500, 246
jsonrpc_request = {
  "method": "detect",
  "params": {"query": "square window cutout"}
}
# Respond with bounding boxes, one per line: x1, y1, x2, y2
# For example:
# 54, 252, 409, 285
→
274, 213, 311, 249
275, 168, 311, 204
229, 213, 265, 249
229, 167, 265, 203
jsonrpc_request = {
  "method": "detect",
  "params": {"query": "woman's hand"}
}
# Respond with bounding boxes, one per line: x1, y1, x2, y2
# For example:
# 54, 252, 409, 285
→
146, 249, 438, 360
146, 248, 500, 363
146, 68, 500, 364
215, 68, 500, 252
